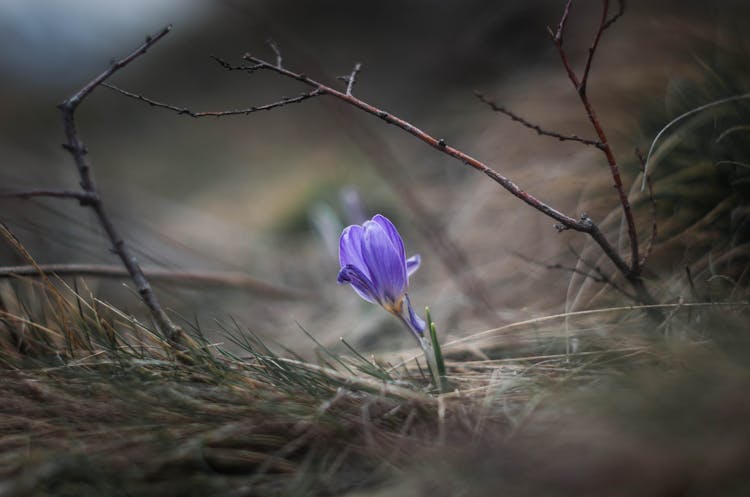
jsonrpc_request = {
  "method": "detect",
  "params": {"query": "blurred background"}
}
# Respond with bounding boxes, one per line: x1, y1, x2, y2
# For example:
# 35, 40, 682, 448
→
1, 0, 749, 354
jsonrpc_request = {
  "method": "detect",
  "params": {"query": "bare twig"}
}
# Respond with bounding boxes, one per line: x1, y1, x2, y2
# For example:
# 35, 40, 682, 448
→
210, 55, 264, 73
548, 0, 575, 82
0, 189, 98, 205
56, 25, 185, 345
267, 39, 282, 68
635, 148, 657, 270
0, 264, 307, 300
565, 245, 638, 301
602, 0, 626, 31
549, 0, 641, 278
512, 248, 637, 301
475, 91, 603, 148
342, 62, 362, 96
580, 0, 610, 94
103, 84, 321, 117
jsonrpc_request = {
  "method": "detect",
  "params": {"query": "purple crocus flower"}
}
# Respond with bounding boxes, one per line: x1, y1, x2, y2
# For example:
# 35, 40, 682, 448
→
337, 214, 425, 339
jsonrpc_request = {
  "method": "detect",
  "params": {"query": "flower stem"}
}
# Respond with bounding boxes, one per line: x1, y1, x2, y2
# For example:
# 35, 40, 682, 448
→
394, 311, 441, 390
419, 335, 442, 392
425, 307, 447, 383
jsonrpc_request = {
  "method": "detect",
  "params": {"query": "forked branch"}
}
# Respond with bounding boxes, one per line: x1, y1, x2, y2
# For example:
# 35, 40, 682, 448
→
53, 26, 186, 346
548, 0, 641, 277
512, 248, 638, 302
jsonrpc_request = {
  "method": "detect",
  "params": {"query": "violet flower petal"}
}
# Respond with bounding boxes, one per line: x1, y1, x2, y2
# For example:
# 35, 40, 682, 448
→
405, 254, 421, 277
372, 214, 405, 263
361, 220, 407, 304
339, 225, 370, 280
337, 264, 378, 303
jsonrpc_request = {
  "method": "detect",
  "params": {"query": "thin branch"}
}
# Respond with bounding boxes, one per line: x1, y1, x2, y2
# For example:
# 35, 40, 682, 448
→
342, 62, 362, 96
103, 84, 321, 117
0, 189, 98, 205
267, 39, 282, 68
62, 26, 172, 111
56, 25, 185, 346
475, 91, 602, 148
566, 245, 638, 301
550, 0, 573, 43
513, 248, 637, 301
550, 0, 640, 277
548, 0, 578, 86
602, 0, 626, 31
635, 148, 657, 270
210, 55, 264, 73
0, 264, 307, 300
515, 249, 602, 280
580, 0, 611, 94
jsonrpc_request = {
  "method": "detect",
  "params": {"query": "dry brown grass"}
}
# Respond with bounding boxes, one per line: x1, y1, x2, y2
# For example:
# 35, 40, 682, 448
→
1, 262, 748, 496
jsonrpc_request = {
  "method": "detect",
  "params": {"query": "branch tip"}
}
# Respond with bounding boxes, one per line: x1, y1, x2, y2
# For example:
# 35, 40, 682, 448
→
476, 92, 601, 147
266, 39, 282, 67
344, 62, 363, 95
